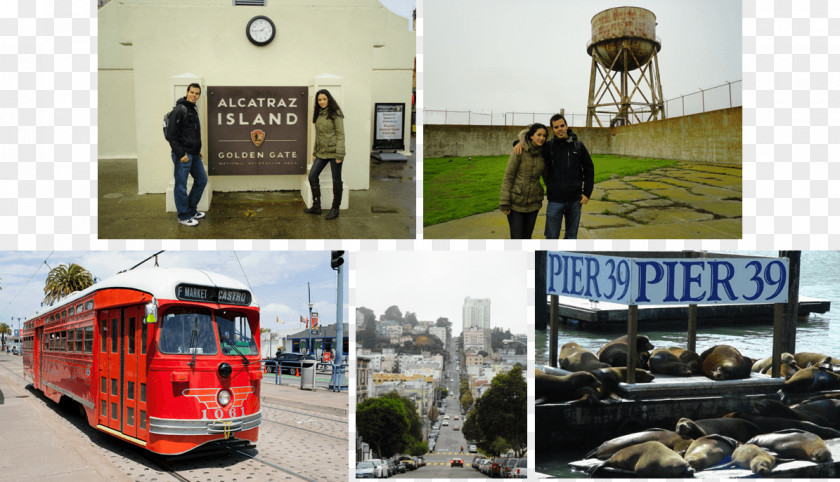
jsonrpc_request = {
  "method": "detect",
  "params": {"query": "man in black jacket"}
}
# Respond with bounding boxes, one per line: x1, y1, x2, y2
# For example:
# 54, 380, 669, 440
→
166, 83, 207, 226
542, 114, 594, 239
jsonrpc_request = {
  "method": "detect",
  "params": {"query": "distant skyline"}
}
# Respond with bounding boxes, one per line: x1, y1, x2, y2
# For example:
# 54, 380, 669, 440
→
424, 0, 742, 122
354, 251, 528, 336
0, 251, 347, 339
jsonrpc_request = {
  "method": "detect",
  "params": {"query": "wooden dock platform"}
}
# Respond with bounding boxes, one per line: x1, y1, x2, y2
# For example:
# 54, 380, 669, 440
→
546, 295, 830, 330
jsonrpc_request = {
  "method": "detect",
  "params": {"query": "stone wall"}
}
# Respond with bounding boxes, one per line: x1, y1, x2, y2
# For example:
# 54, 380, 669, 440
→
423, 107, 741, 165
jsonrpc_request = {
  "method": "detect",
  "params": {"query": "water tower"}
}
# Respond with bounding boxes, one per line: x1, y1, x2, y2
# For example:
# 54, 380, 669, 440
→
586, 7, 665, 127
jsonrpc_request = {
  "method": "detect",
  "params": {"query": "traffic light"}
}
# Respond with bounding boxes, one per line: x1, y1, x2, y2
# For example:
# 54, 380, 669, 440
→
330, 250, 345, 270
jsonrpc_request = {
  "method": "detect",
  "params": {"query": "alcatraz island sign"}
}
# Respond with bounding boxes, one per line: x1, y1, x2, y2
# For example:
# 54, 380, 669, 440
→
208, 86, 307, 175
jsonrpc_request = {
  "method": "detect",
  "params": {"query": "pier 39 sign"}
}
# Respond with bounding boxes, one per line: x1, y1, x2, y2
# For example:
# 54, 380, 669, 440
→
546, 252, 790, 305
208, 86, 307, 175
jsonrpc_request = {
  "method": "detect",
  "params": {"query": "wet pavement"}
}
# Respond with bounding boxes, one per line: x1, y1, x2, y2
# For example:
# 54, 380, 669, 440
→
98, 141, 416, 240
423, 162, 742, 239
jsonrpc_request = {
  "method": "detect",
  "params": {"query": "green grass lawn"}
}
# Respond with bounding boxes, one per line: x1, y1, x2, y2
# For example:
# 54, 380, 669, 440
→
423, 154, 679, 226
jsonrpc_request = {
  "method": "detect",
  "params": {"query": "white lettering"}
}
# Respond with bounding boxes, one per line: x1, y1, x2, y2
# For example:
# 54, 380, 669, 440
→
217, 99, 228, 108
288, 97, 297, 108
252, 114, 265, 125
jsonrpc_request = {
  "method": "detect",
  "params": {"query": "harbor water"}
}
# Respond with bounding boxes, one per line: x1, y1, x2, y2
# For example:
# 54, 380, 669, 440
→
536, 251, 840, 477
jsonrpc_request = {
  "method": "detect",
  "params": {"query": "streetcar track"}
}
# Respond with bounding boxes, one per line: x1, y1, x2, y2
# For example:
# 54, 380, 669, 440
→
261, 403, 348, 423
227, 446, 316, 482
261, 417, 348, 441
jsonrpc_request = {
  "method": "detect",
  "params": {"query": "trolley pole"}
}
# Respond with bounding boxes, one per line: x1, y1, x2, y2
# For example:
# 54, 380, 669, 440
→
330, 251, 346, 391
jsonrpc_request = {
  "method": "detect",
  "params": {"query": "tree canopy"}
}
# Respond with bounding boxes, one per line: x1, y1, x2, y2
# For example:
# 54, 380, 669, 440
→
43, 263, 94, 305
356, 397, 410, 459
384, 305, 403, 323
461, 366, 526, 457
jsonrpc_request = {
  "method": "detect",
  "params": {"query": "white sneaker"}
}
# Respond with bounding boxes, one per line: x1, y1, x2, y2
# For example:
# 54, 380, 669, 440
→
178, 217, 199, 226
193, 211, 206, 220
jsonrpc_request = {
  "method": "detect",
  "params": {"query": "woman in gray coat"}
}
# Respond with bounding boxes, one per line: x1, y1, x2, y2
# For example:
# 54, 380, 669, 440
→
304, 89, 346, 220
499, 123, 547, 239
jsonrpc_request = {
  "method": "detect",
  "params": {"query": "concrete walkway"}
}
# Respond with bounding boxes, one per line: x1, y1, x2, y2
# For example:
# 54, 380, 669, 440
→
424, 162, 742, 239
97, 140, 416, 240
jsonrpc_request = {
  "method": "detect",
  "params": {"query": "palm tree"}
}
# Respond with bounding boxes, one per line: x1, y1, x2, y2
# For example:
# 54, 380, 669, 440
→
0, 323, 10, 350
43, 263, 94, 305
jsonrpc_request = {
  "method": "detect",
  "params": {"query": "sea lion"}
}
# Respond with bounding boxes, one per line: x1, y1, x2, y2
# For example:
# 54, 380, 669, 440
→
792, 398, 840, 428
752, 352, 799, 374
683, 434, 739, 471
726, 411, 840, 441
590, 367, 655, 394
794, 352, 835, 368
586, 441, 693, 477
667, 347, 702, 375
782, 366, 840, 393
597, 334, 654, 367
648, 348, 693, 376
558, 342, 611, 372
747, 429, 832, 463
676, 417, 761, 443
585, 428, 694, 460
699, 345, 753, 381
761, 363, 799, 379
716, 443, 777, 475
535, 370, 602, 405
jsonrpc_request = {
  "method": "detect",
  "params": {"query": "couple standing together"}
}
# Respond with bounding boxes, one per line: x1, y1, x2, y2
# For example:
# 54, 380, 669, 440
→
499, 114, 595, 239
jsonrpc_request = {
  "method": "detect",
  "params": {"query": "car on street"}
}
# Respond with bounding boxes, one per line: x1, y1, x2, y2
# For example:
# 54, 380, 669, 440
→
454, 425, 460, 431
468, 443, 477, 453
11, 346, 19, 355
491, 457, 508, 478
511, 457, 528, 478
502, 458, 520, 478
398, 455, 416, 471
450, 457, 464, 467
442, 420, 449, 426
392, 459, 406, 474
264, 352, 317, 374
356, 461, 376, 478
369, 458, 387, 478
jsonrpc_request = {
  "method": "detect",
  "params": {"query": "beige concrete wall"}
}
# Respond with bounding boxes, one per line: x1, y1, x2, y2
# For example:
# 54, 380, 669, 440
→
97, 3, 136, 160
99, 0, 414, 194
423, 107, 742, 165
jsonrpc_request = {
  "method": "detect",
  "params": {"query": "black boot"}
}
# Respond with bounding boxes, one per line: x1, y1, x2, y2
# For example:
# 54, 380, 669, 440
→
304, 186, 322, 215
325, 182, 342, 220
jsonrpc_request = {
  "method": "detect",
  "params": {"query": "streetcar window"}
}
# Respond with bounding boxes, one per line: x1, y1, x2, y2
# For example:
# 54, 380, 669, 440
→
67, 330, 73, 352
127, 381, 135, 400
85, 300, 93, 311
111, 318, 118, 353
75, 328, 84, 352
68, 306, 75, 316
101, 377, 106, 394
85, 326, 93, 353
140, 410, 147, 430
216, 310, 258, 356
61, 331, 67, 352
128, 317, 135, 354
100, 323, 106, 353
61, 310, 67, 319
158, 308, 217, 355
141, 383, 146, 403
141, 322, 147, 355
49, 334, 54, 351
76, 303, 83, 314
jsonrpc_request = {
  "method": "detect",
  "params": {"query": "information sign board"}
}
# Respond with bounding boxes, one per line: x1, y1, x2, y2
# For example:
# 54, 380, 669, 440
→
373, 103, 405, 150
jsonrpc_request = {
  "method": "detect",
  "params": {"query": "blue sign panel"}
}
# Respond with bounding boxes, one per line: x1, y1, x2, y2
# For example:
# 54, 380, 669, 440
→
546, 252, 790, 305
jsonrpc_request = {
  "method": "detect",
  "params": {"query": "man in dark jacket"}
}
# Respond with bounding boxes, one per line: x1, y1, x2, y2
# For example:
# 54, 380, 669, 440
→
166, 83, 207, 226
542, 114, 594, 239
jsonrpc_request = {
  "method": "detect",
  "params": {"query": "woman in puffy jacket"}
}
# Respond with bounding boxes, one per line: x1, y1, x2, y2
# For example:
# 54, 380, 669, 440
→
499, 123, 547, 239
304, 89, 346, 220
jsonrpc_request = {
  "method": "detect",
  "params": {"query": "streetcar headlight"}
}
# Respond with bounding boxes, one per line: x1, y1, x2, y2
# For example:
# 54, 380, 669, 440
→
218, 362, 232, 378
218, 389, 231, 407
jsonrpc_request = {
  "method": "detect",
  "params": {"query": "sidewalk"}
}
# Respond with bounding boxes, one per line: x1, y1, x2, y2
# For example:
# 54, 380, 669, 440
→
0, 353, 129, 481
424, 161, 742, 239
98, 139, 416, 240
260, 373, 348, 417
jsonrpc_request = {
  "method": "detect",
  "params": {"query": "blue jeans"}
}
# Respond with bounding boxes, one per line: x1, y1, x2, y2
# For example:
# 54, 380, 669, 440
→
308, 157, 343, 188
544, 200, 582, 239
171, 152, 207, 221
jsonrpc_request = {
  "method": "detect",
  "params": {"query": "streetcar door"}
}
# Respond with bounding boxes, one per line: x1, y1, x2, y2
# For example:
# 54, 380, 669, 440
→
121, 305, 144, 439
98, 309, 122, 431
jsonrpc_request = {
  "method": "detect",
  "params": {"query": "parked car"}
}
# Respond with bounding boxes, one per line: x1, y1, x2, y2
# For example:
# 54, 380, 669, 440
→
398, 455, 416, 471
451, 457, 464, 467
11, 346, 19, 355
511, 457, 527, 478
369, 458, 387, 478
392, 459, 406, 474
502, 457, 520, 478
469, 443, 477, 453
264, 352, 317, 374
491, 457, 508, 478
356, 461, 376, 478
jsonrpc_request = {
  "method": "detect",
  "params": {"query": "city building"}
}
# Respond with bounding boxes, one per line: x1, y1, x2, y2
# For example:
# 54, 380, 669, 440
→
462, 297, 491, 331
463, 327, 492, 352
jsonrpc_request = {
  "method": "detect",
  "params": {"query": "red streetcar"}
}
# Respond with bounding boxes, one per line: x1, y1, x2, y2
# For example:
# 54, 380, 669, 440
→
21, 267, 263, 455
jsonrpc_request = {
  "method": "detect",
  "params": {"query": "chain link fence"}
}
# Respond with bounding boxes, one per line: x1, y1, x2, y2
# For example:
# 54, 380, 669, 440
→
425, 80, 741, 126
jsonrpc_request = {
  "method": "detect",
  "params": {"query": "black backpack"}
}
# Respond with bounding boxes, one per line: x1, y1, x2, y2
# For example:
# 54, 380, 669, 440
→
163, 104, 187, 142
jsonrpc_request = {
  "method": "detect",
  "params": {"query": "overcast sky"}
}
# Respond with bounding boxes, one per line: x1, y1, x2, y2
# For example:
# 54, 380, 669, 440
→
355, 251, 528, 336
380, 0, 415, 19
0, 251, 347, 338
424, 0, 741, 121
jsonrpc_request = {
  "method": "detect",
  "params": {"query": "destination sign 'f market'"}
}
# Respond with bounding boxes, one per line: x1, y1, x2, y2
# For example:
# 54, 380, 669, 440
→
207, 86, 308, 175
546, 252, 790, 305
